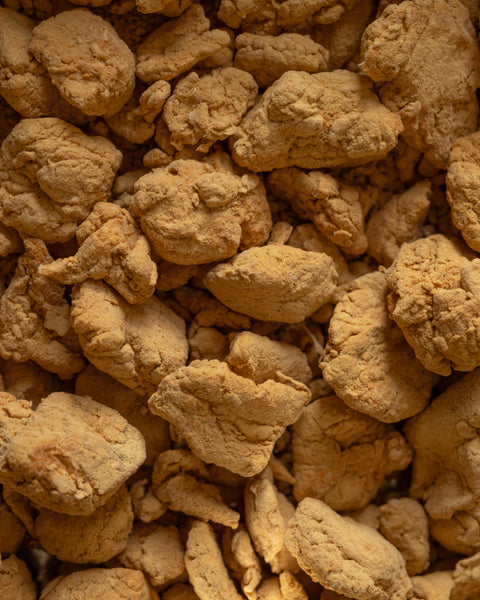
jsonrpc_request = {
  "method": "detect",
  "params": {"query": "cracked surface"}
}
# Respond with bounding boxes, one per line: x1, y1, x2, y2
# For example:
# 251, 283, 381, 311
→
0, 555, 36, 600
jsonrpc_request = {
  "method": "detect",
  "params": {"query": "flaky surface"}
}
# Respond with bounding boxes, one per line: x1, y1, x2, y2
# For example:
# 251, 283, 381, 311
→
131, 156, 272, 265
148, 359, 310, 476
292, 395, 412, 510
230, 70, 403, 172
322, 271, 438, 422
30, 9, 136, 116
0, 555, 36, 600
71, 279, 188, 395
204, 245, 337, 323
361, 0, 480, 168
0, 118, 122, 243
386, 234, 480, 375
285, 498, 412, 600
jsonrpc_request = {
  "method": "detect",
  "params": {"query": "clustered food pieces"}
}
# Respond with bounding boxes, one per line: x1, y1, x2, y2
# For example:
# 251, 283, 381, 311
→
1, 0, 480, 598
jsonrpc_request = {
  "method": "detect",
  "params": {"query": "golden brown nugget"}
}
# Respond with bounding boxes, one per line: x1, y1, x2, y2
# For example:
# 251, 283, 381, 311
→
30, 9, 136, 116
0, 555, 36, 600
105, 96, 156, 145
222, 527, 262, 599
450, 553, 480, 600
71, 279, 188, 396
149, 359, 310, 476
40, 202, 157, 305
189, 326, 229, 361
361, 0, 480, 168
292, 395, 412, 510
285, 498, 412, 600
130, 478, 167, 523
0, 392, 146, 515
139, 80, 171, 123
0, 118, 122, 243
321, 271, 438, 422
256, 575, 308, 600
35, 484, 134, 563
204, 245, 337, 323
230, 70, 403, 172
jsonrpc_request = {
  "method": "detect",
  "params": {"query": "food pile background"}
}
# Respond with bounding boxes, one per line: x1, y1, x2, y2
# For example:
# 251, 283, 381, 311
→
0, 0, 480, 598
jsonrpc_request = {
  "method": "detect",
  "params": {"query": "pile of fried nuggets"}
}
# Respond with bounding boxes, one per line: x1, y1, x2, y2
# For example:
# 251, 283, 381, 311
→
1, 0, 480, 598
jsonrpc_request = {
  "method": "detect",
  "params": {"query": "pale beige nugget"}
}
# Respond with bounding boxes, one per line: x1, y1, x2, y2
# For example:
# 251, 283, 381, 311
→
148, 359, 310, 477
0, 555, 36, 600
321, 271, 438, 422
230, 70, 403, 172
292, 396, 413, 510
30, 9, 135, 116
71, 279, 188, 396
285, 498, 412, 600
0, 392, 146, 516
451, 552, 480, 600
411, 572, 453, 600
204, 245, 337, 323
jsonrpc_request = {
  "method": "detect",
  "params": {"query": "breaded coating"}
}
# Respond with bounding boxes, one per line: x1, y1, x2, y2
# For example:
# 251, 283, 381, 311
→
366, 182, 431, 267
361, 0, 480, 168
152, 449, 240, 528
163, 67, 257, 152
404, 370, 480, 554
136, 5, 231, 83
131, 156, 272, 265
35, 484, 134, 563
285, 498, 412, 600
76, 365, 170, 467
223, 527, 262, 599
0, 118, 122, 243
136, 0, 195, 15
39, 568, 158, 600
119, 523, 185, 588
148, 359, 310, 476
0, 239, 85, 380
292, 395, 413, 510
227, 331, 312, 384
139, 80, 171, 123
321, 271, 438, 422
0, 555, 36, 600
386, 234, 480, 375
447, 131, 480, 252
267, 168, 368, 255
71, 280, 188, 396
234, 33, 328, 88
185, 520, 244, 600
230, 70, 403, 172
379, 498, 430, 576
451, 553, 480, 600
40, 202, 157, 304
411, 572, 454, 600
0, 493, 26, 554
245, 467, 298, 573
204, 245, 337, 323
30, 9, 136, 116
0, 392, 146, 515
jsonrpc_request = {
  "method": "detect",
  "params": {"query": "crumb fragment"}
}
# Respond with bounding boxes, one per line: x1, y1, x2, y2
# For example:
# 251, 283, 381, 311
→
223, 526, 262, 599
130, 478, 167, 523
105, 95, 155, 144
139, 80, 171, 123
0, 555, 36, 600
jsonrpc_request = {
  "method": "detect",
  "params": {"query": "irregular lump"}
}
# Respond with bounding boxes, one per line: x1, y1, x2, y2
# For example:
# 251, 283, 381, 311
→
1, 360, 61, 406
71, 279, 188, 396
267, 168, 368, 255
148, 359, 310, 476
0, 555, 36, 600
411, 572, 454, 600
0, 392, 146, 515
366, 182, 431, 267
451, 552, 480, 600
379, 498, 430, 576
0, 239, 85, 380
136, 5, 231, 83
0, 493, 26, 554
35, 484, 134, 563
30, 9, 135, 116
227, 331, 312, 384
386, 234, 480, 375
0, 118, 122, 243
139, 80, 171, 123
185, 520, 244, 600
105, 96, 155, 145
292, 395, 413, 510
204, 245, 337, 323
285, 498, 412, 600
119, 523, 185, 588
131, 156, 272, 265
230, 70, 403, 172
234, 33, 328, 88
163, 68, 257, 152
321, 271, 438, 422
136, 0, 194, 15
361, 0, 480, 168
39, 202, 157, 304
446, 131, 480, 252
39, 568, 157, 600
223, 527, 262, 599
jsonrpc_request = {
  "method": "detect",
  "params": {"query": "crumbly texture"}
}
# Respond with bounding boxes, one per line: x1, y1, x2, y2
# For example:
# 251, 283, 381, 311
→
285, 498, 412, 600
148, 359, 310, 476
0, 555, 36, 600
230, 70, 403, 172
139, 80, 171, 123
292, 395, 413, 510
223, 527, 262, 599
450, 552, 480, 600
411, 572, 454, 600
